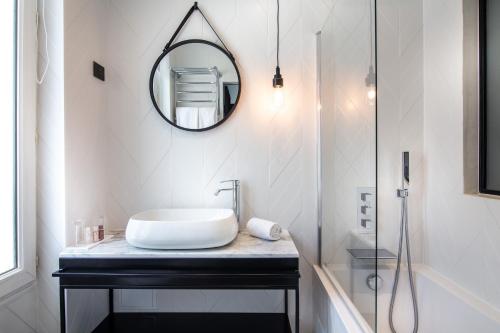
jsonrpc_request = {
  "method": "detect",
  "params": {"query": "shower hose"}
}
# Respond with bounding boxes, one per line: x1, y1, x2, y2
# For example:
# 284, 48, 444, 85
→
388, 190, 419, 333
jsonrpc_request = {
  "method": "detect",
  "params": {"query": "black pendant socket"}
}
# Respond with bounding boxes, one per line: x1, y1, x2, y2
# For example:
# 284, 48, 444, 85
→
273, 66, 283, 88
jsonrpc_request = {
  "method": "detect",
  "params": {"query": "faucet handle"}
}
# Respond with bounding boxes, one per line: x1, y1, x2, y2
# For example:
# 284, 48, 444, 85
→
220, 179, 240, 186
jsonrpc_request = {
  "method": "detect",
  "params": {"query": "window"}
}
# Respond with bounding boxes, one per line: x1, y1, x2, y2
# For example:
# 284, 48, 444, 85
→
479, 0, 500, 195
0, 0, 17, 277
0, 0, 36, 298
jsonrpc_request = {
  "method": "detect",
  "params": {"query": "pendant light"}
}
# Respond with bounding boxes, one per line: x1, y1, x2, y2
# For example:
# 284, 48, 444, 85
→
365, 0, 376, 105
273, 0, 284, 107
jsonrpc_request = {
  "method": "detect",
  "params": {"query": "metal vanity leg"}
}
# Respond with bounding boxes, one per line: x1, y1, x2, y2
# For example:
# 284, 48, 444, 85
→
109, 289, 114, 331
295, 287, 300, 333
284, 289, 288, 314
59, 287, 66, 333
109, 289, 114, 314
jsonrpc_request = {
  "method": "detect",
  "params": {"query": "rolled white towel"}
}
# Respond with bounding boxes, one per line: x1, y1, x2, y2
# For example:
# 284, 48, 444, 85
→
247, 217, 282, 241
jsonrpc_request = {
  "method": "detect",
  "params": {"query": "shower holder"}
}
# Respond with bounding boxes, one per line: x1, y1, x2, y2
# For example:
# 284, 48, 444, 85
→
347, 248, 397, 260
397, 189, 408, 198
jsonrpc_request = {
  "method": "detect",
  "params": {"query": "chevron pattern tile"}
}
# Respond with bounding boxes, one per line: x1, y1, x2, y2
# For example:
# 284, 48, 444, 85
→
32, 0, 335, 332
423, 0, 500, 312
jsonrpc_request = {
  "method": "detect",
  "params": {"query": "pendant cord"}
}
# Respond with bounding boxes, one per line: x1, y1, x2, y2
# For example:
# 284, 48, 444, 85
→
369, 0, 373, 67
277, 0, 280, 67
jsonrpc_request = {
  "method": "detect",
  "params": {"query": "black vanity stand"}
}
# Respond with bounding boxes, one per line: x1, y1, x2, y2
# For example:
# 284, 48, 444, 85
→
53, 256, 299, 333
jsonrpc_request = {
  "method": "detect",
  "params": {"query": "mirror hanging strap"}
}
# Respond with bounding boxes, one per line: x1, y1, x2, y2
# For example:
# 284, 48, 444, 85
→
163, 2, 235, 60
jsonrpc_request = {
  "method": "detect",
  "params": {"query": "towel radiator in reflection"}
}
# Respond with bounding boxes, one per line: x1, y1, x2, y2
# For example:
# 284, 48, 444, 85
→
172, 67, 221, 122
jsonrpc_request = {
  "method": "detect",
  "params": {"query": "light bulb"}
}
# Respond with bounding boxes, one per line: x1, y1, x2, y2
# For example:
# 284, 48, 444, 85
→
273, 88, 284, 108
365, 65, 376, 105
367, 86, 376, 100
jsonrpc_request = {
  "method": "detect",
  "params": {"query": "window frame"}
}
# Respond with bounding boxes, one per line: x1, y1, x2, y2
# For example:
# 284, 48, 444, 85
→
478, 0, 500, 196
0, 0, 37, 299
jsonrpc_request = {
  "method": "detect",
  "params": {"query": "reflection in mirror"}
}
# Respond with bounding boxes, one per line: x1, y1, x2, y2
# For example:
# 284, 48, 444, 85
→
151, 41, 240, 131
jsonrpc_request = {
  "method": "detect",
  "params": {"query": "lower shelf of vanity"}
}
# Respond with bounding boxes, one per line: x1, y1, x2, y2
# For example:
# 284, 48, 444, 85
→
92, 312, 292, 333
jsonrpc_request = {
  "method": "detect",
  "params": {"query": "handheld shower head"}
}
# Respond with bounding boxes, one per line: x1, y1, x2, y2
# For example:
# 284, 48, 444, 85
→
390, 151, 419, 333
402, 151, 409, 185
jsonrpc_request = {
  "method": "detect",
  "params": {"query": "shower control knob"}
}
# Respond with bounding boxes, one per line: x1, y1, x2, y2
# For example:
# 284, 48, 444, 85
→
366, 273, 383, 291
361, 219, 374, 230
361, 205, 372, 215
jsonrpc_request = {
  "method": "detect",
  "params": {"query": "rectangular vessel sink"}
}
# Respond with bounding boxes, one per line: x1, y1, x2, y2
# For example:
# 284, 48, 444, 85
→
125, 209, 238, 250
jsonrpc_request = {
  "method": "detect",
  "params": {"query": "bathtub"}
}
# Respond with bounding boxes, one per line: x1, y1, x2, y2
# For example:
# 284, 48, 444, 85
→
314, 264, 500, 333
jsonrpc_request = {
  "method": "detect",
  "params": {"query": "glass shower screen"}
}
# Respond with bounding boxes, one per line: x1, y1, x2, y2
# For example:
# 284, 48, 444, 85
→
318, 0, 378, 330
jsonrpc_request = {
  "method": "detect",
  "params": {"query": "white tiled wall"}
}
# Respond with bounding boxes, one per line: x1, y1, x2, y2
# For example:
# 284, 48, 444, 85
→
423, 0, 500, 312
318, 0, 380, 328
318, 0, 424, 329
320, 0, 377, 268
376, 0, 424, 330
99, 1, 331, 330
37, 1, 500, 332
57, 0, 333, 332
0, 285, 38, 333
36, 0, 66, 332
65, 0, 108, 242
377, 0, 424, 263
36, 1, 112, 332
316, 0, 500, 331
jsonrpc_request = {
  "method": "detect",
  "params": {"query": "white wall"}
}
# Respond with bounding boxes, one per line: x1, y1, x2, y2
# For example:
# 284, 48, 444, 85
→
100, 1, 330, 331
65, 0, 108, 246
318, 0, 378, 327
0, 286, 38, 333
318, 0, 424, 329
64, 1, 120, 332
320, 0, 377, 268
377, 0, 424, 262
376, 0, 424, 330
35, 1, 111, 331
36, 0, 65, 332
423, 0, 500, 313
57, 0, 334, 332
34, 0, 500, 332
317, 0, 500, 332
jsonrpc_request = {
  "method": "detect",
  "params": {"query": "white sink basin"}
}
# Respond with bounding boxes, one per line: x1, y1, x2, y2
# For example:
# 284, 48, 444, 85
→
125, 209, 238, 249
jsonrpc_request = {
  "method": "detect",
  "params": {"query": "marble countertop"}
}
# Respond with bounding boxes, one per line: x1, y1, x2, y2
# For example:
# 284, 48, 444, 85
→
59, 230, 299, 259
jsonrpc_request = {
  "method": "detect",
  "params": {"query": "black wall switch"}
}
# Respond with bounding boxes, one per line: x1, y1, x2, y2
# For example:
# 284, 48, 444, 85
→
93, 61, 105, 81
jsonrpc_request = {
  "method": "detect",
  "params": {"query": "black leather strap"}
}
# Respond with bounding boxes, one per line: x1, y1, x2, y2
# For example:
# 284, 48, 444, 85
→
163, 2, 234, 59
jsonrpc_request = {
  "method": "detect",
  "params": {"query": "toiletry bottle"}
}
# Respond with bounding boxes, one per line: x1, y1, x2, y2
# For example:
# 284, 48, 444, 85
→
98, 225, 104, 241
84, 226, 92, 244
92, 226, 99, 242
74, 220, 83, 245
97, 216, 105, 241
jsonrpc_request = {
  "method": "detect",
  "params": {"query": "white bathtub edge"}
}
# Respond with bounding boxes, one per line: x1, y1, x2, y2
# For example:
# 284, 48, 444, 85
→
314, 265, 373, 333
416, 264, 500, 324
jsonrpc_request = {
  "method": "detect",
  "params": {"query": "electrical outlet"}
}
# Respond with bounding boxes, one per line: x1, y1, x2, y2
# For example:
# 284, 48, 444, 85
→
93, 61, 105, 81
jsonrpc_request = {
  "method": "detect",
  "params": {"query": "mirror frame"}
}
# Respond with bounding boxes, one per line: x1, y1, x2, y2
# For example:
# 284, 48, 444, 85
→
149, 39, 242, 132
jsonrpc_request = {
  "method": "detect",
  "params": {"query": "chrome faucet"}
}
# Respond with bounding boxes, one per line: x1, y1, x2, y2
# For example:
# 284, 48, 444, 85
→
214, 180, 240, 222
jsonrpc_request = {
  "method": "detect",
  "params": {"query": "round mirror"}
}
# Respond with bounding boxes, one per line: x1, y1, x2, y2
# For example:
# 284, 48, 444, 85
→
150, 39, 241, 131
